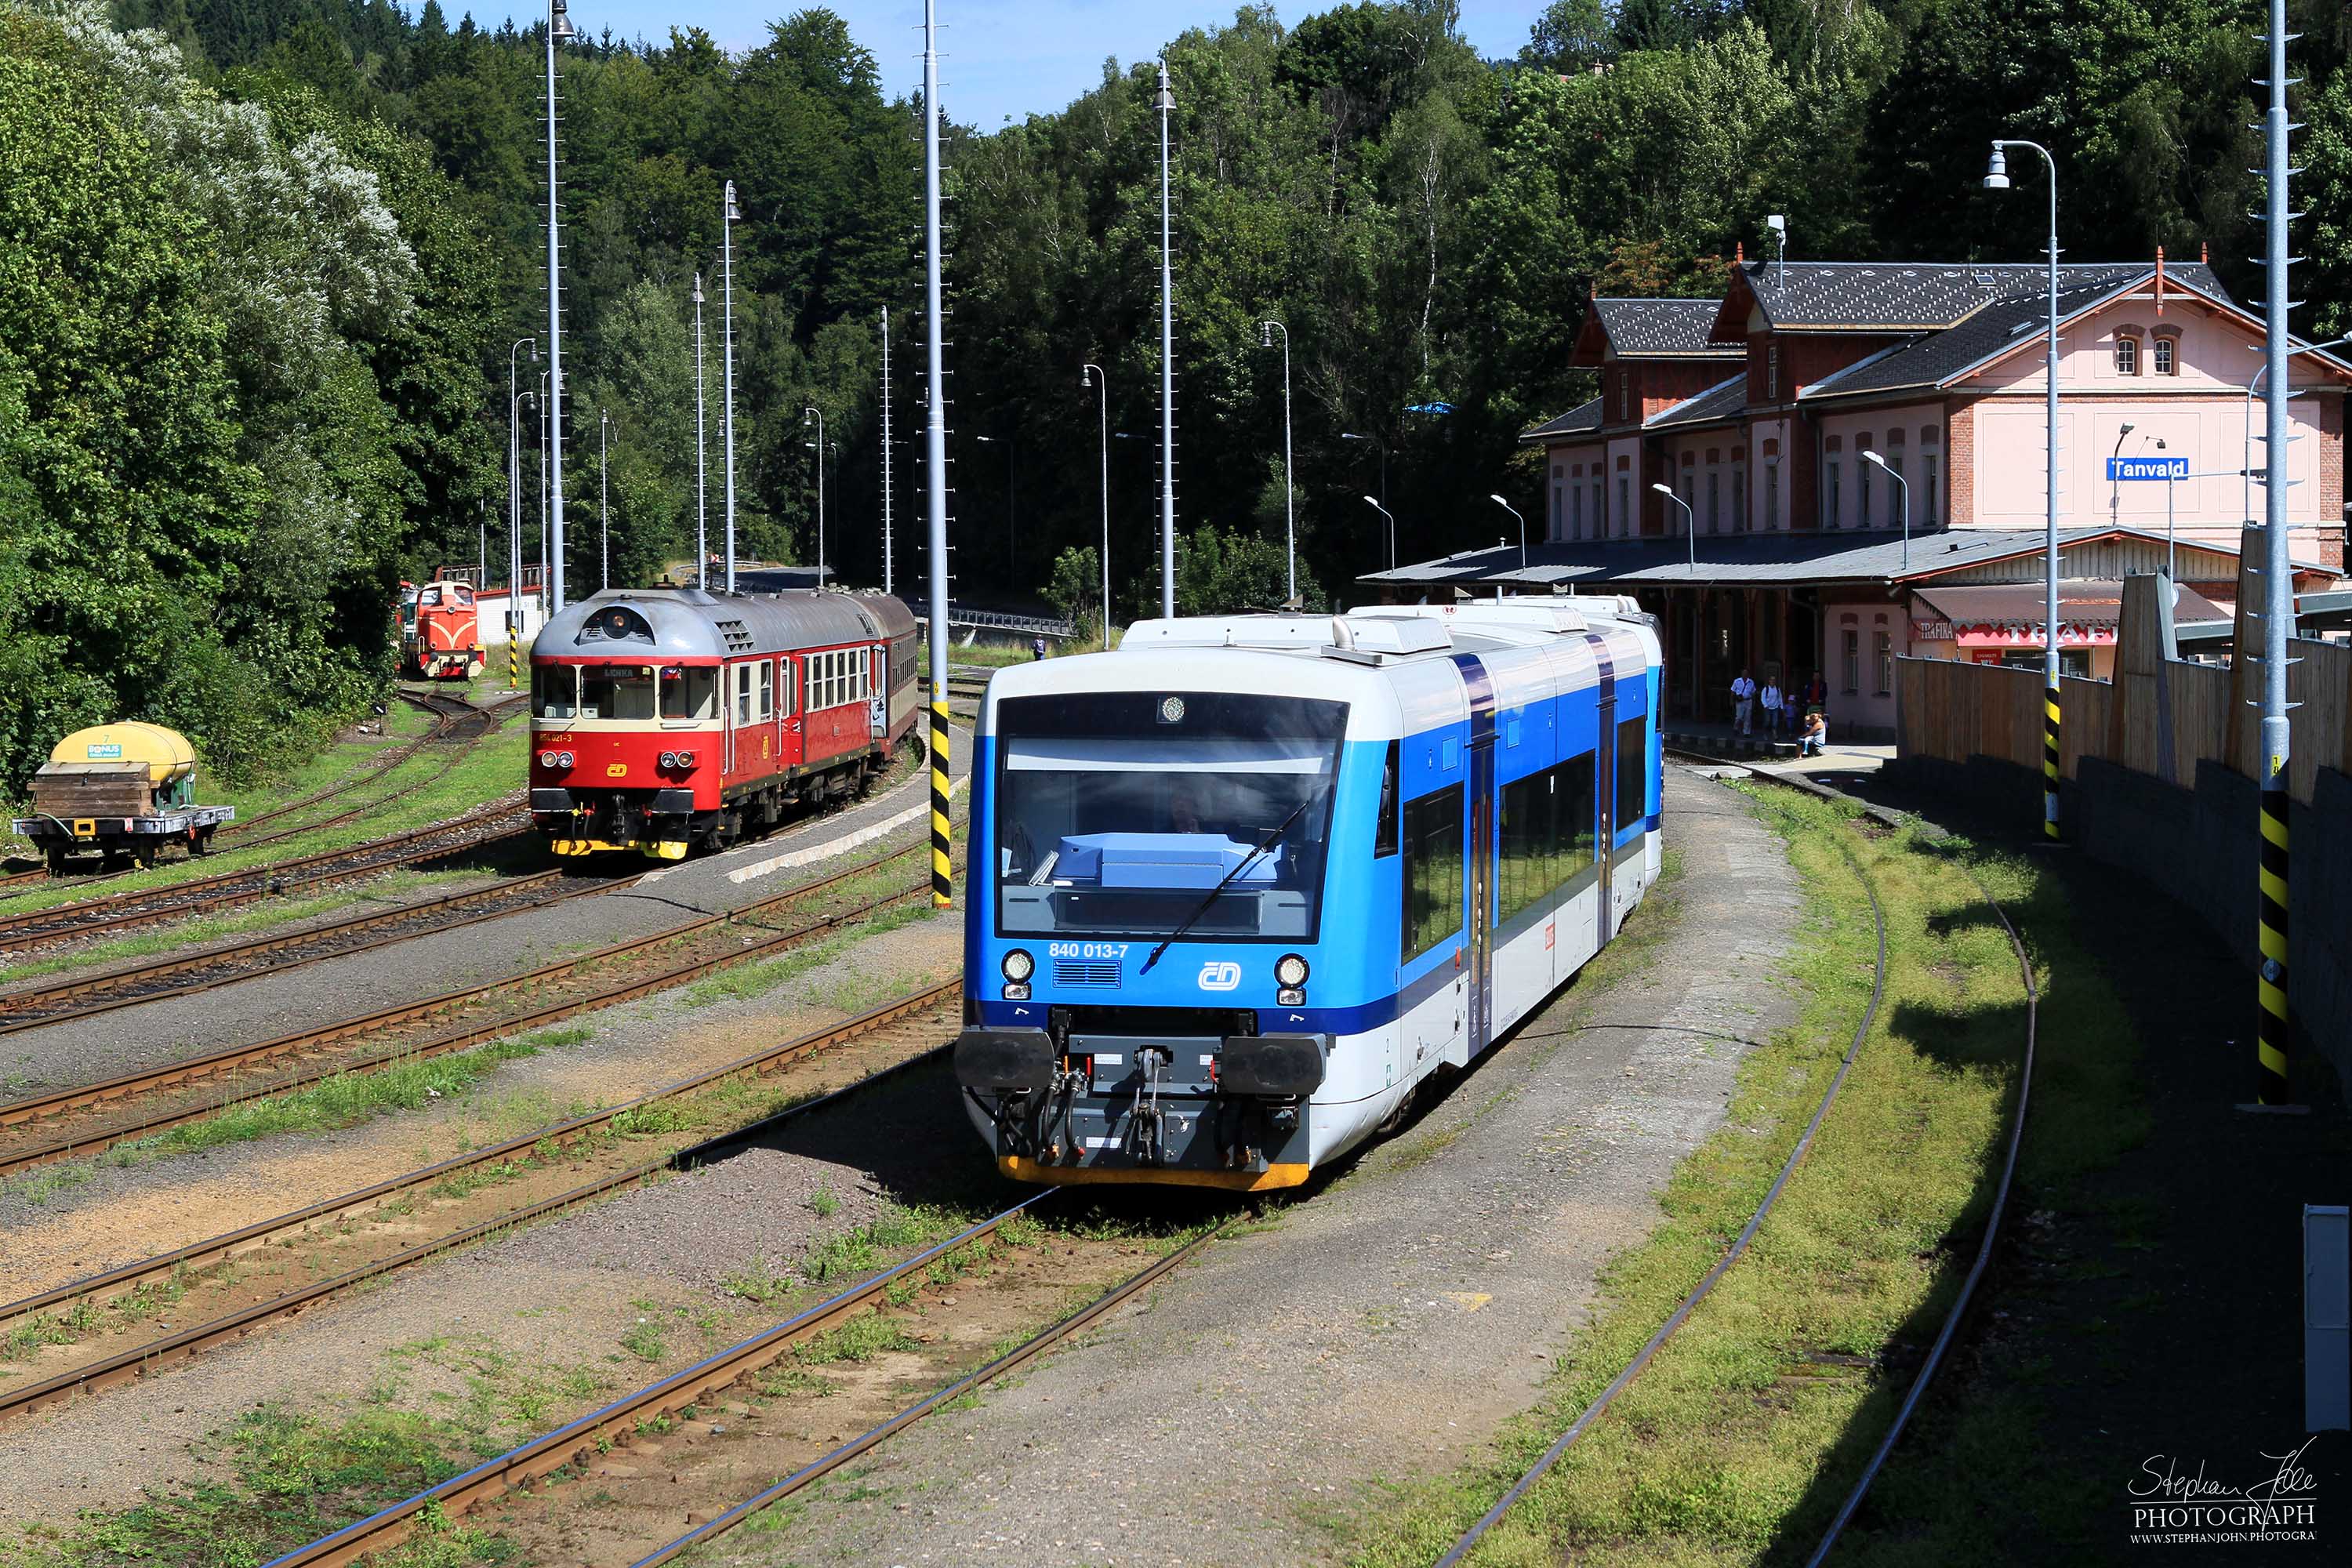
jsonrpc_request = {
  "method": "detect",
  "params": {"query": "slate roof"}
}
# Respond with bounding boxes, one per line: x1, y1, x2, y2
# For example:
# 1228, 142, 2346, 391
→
1721, 260, 2234, 336
1522, 395, 1603, 441
1357, 526, 2281, 591
1644, 374, 1748, 432
1589, 298, 1742, 358
1801, 268, 2263, 401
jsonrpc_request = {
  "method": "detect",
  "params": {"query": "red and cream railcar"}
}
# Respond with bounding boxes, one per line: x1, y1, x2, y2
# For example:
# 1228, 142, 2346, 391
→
408, 579, 485, 681
528, 586, 920, 860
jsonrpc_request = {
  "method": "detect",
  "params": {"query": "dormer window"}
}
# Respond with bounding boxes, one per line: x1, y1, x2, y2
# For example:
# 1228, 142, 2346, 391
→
2114, 333, 2140, 375
1766, 344, 1780, 400
2152, 331, 2178, 376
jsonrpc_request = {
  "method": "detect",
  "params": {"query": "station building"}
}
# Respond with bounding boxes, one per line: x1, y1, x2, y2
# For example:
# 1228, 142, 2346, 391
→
1361, 253, 2350, 739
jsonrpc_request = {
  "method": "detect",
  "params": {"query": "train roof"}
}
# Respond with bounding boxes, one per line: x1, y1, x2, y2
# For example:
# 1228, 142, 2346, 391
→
985, 601, 1660, 743
537, 586, 916, 661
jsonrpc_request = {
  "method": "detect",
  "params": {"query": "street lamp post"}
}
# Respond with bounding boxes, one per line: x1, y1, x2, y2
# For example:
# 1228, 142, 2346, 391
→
510, 388, 534, 620
1489, 494, 1526, 574
1363, 495, 1394, 572
1341, 430, 1387, 506
1984, 136, 2063, 841
974, 434, 1014, 564
1861, 449, 1911, 574
1261, 321, 1295, 604
1650, 484, 1696, 571
538, 369, 550, 617
599, 409, 613, 592
723, 180, 741, 593
543, 0, 578, 613
506, 339, 535, 598
803, 406, 826, 586
1653, 485, 1700, 721
693, 274, 706, 589
1155, 60, 1177, 619
1082, 365, 1111, 645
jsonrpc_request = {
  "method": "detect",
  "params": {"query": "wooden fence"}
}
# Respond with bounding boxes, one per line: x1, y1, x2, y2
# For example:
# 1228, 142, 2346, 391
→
1896, 574, 2352, 806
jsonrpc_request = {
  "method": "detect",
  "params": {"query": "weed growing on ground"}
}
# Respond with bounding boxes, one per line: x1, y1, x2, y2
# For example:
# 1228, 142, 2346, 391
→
619, 1318, 668, 1361
1344, 791, 2129, 1567
793, 1312, 916, 1365
681, 882, 938, 1007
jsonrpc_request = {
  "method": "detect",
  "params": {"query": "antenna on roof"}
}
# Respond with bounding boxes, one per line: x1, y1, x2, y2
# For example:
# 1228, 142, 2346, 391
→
1766, 214, 1788, 290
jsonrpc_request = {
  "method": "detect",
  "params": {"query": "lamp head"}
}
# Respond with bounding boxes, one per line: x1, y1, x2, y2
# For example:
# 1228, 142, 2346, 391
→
1362, 495, 1382, 510
724, 180, 741, 222
1650, 482, 1672, 496
1490, 494, 1508, 506
1861, 448, 1887, 470
1766, 213, 1785, 237
1983, 143, 2010, 190
2121, 422, 2136, 437
550, 0, 576, 41
1260, 321, 1272, 347
692, 274, 703, 305
2155, 437, 2168, 449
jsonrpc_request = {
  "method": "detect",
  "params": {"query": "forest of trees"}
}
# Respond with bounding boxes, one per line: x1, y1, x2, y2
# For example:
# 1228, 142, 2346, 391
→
5, 0, 2352, 786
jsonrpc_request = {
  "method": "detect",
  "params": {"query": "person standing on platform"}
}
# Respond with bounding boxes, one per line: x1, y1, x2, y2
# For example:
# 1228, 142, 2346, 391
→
1730, 669, 1755, 735
1759, 677, 1784, 737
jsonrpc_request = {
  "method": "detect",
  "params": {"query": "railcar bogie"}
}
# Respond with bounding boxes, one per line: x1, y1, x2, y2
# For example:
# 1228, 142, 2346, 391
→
953, 598, 1663, 1191
527, 585, 918, 862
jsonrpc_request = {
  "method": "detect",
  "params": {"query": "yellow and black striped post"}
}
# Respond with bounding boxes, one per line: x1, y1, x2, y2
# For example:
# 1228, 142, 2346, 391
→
507, 614, 521, 692
2256, 779, 2292, 1103
2042, 676, 2060, 839
930, 695, 953, 907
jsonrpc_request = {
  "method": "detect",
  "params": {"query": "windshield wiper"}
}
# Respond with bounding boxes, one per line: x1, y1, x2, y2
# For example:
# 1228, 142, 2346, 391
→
1138, 789, 1322, 974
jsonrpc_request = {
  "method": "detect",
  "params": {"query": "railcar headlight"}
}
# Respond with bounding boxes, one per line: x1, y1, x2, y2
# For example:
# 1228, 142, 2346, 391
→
1276, 953, 1310, 987
676, 750, 695, 768
1001, 949, 1035, 983
1004, 982, 1031, 1000
1277, 988, 1305, 1007
659, 751, 677, 768
557, 751, 575, 769
539, 750, 557, 769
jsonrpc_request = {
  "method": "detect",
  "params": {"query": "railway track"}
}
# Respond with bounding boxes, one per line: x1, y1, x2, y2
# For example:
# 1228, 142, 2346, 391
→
0, 863, 633, 1038
0, 799, 527, 952
268, 1184, 1218, 1568
1432, 771, 2038, 1568
0, 841, 941, 1176
0, 981, 963, 1428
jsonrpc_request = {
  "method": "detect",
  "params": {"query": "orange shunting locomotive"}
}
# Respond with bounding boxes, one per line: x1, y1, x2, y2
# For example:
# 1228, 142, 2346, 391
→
527, 586, 919, 860
406, 577, 485, 681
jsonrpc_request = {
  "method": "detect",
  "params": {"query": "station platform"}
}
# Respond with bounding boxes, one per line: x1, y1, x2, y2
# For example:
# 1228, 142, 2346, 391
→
1662, 720, 1893, 779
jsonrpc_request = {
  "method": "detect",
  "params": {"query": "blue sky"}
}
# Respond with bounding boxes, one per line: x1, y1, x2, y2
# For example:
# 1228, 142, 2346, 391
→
483, 3, 1552, 126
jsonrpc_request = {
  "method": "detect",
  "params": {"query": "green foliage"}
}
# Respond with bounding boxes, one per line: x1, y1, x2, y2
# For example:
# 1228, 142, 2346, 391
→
1046, 544, 1102, 631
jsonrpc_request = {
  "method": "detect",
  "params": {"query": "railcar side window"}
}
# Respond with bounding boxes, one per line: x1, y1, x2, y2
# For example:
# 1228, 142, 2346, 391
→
1374, 741, 1399, 857
778, 659, 794, 717
1499, 769, 1552, 922
1401, 785, 1464, 964
756, 661, 774, 720
736, 665, 753, 724
532, 665, 579, 720
1613, 717, 1647, 836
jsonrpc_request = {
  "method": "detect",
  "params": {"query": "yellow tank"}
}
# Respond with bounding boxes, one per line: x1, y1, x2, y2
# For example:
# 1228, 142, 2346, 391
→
48, 723, 198, 786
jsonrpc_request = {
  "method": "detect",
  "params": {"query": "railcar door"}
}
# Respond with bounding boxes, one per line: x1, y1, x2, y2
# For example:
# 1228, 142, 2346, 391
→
1467, 736, 1495, 1054
1594, 699, 1617, 946
779, 654, 804, 770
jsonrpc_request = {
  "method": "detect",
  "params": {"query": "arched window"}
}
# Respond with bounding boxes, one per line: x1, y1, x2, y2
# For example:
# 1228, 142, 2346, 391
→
2115, 334, 2140, 375
2152, 334, 2177, 375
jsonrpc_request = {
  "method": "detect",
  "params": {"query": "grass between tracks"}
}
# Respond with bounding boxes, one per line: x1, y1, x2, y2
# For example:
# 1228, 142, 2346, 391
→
0, 1189, 1206, 1568
1345, 788, 2143, 1567
0, 869, 485, 989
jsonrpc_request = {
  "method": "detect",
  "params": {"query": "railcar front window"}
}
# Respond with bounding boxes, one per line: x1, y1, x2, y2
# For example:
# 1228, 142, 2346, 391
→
533, 666, 579, 720
659, 666, 717, 720
580, 665, 658, 720
993, 691, 1346, 942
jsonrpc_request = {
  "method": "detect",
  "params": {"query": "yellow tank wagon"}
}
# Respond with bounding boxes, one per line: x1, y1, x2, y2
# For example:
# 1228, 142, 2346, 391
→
10, 723, 236, 872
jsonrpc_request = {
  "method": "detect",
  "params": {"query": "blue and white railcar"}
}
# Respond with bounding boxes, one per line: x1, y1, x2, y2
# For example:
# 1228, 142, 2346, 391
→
953, 598, 1661, 1190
